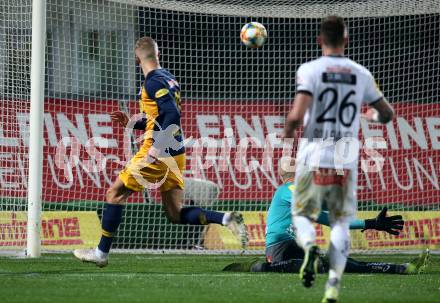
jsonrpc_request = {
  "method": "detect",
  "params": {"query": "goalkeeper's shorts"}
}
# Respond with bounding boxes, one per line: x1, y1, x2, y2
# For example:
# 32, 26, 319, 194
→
118, 149, 185, 193
266, 239, 304, 263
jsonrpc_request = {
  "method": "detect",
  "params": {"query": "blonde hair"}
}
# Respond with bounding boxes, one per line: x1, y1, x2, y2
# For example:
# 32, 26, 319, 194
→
135, 37, 159, 61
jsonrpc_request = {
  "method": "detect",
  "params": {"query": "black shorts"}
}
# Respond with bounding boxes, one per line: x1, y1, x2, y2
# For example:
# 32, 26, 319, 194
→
265, 239, 305, 263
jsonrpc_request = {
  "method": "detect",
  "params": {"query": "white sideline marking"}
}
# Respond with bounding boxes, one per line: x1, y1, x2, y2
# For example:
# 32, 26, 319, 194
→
133, 256, 248, 260
12, 273, 258, 278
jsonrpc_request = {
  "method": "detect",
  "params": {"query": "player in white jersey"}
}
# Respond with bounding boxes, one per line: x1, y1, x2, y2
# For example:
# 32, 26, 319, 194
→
283, 16, 395, 303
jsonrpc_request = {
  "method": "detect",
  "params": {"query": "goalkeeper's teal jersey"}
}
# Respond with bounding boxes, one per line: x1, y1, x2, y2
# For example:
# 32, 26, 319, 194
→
265, 182, 296, 247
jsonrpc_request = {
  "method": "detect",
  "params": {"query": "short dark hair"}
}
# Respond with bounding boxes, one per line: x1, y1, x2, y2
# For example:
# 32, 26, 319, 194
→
320, 16, 346, 48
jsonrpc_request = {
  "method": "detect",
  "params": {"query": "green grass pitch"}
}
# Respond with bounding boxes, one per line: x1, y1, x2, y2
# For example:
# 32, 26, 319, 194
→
1, 254, 439, 303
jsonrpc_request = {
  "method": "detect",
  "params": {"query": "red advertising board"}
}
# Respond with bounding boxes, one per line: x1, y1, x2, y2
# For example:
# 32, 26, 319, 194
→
0, 99, 439, 205
0, 99, 143, 203
181, 100, 440, 205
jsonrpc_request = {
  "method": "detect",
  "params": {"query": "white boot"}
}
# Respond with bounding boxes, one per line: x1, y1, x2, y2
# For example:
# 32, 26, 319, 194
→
73, 248, 108, 267
225, 212, 248, 249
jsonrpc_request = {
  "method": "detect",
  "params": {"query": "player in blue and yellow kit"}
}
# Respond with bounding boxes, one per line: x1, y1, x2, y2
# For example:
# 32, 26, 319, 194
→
74, 37, 247, 266
224, 161, 430, 274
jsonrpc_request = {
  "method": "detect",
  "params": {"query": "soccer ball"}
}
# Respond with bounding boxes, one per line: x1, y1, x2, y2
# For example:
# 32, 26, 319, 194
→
240, 22, 267, 48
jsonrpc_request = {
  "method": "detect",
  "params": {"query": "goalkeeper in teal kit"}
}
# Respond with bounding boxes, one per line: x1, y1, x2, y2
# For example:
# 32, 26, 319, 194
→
224, 162, 430, 274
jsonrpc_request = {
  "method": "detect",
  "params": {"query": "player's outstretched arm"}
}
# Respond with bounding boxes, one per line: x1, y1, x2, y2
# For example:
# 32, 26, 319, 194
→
316, 211, 365, 229
316, 207, 404, 235
363, 207, 404, 235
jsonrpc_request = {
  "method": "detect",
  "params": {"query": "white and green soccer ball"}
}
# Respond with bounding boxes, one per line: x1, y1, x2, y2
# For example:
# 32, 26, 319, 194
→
240, 22, 267, 48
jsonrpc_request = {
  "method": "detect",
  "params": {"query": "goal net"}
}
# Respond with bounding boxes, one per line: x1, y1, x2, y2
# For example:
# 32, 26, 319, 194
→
1, 0, 439, 254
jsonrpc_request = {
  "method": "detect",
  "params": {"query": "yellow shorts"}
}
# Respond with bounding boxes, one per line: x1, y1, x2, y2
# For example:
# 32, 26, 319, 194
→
119, 150, 185, 193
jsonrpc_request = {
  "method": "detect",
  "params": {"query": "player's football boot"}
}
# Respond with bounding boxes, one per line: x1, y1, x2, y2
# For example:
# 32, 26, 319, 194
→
404, 248, 430, 274
222, 258, 260, 272
321, 285, 339, 303
73, 248, 108, 268
226, 212, 249, 249
299, 245, 319, 288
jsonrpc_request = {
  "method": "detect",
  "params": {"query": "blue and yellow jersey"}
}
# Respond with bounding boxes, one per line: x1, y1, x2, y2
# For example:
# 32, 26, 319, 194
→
138, 68, 184, 156
265, 182, 366, 248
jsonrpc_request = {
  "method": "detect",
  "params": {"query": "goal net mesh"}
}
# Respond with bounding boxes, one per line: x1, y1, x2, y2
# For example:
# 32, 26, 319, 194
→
0, 0, 439, 253
0, 0, 33, 251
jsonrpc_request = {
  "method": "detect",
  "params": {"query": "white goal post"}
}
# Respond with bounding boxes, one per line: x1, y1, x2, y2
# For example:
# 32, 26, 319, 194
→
27, 0, 47, 258
0, 0, 439, 256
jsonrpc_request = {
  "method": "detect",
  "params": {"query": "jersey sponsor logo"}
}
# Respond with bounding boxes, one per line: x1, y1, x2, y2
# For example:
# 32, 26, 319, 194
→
313, 169, 349, 186
155, 88, 169, 98
312, 128, 354, 140
326, 66, 352, 73
167, 79, 179, 88
322, 72, 357, 85
0, 211, 100, 249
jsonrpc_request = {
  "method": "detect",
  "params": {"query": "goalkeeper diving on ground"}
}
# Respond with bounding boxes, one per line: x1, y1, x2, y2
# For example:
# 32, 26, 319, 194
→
74, 37, 247, 267
223, 160, 430, 275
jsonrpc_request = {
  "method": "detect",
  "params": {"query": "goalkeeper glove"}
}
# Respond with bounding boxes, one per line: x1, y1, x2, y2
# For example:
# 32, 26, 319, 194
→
364, 207, 404, 235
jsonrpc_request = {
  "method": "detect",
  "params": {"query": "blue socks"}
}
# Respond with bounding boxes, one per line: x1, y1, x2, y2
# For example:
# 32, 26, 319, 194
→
180, 207, 225, 225
97, 205, 224, 253
98, 204, 123, 253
